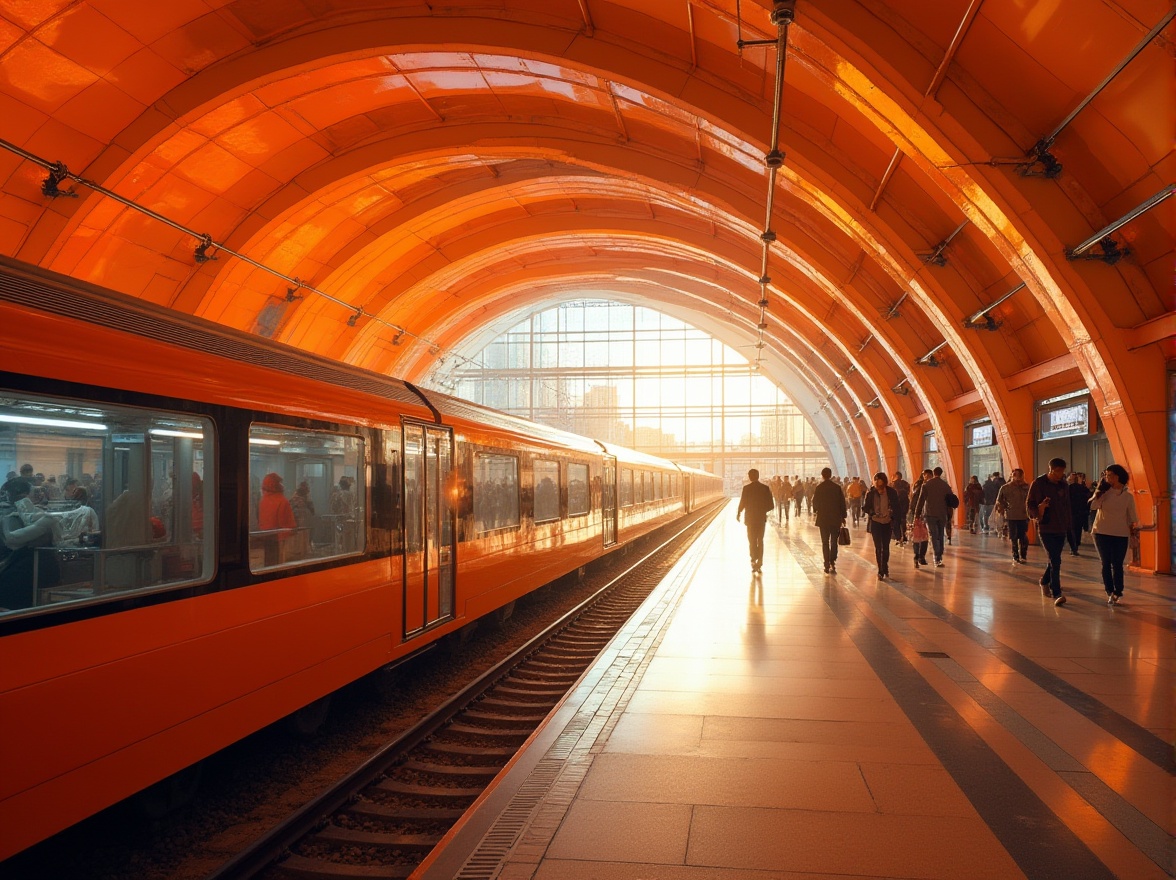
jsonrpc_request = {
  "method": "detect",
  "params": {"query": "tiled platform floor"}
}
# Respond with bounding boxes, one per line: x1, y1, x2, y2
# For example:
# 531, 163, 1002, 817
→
417, 501, 1174, 880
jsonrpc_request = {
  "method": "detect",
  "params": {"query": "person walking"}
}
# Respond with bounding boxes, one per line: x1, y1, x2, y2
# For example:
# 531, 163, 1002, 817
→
1026, 458, 1072, 606
791, 477, 805, 519
736, 469, 774, 573
912, 467, 951, 567
1089, 464, 1139, 605
846, 476, 865, 526
862, 472, 899, 578
892, 471, 910, 545
811, 467, 847, 574
1067, 473, 1092, 556
774, 476, 789, 524
980, 472, 1002, 533
963, 476, 984, 534
995, 468, 1030, 564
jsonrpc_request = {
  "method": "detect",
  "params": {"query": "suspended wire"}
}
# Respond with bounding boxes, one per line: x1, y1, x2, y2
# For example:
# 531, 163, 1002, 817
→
0, 136, 478, 371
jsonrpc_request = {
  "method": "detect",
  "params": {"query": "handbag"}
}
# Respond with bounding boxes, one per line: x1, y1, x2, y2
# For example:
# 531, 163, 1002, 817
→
910, 518, 929, 543
1027, 518, 1038, 544
837, 525, 851, 546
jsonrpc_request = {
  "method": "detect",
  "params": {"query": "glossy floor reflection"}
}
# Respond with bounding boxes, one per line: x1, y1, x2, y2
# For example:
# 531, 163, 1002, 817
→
419, 502, 1174, 880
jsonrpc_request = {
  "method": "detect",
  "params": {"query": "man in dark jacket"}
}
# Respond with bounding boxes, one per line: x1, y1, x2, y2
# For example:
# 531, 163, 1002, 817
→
811, 467, 848, 574
981, 473, 1003, 533
891, 471, 910, 545
1066, 473, 1091, 556
912, 467, 951, 567
1027, 458, 1072, 606
736, 469, 774, 573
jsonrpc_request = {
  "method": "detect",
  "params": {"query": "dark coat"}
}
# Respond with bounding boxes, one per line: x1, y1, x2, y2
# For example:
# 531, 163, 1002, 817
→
811, 479, 847, 528
863, 486, 899, 536
1026, 474, 1072, 534
737, 480, 774, 526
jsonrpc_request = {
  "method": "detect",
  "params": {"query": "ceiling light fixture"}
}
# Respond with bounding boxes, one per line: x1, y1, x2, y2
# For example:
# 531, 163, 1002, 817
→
963, 282, 1025, 330
1065, 183, 1174, 264
916, 341, 949, 367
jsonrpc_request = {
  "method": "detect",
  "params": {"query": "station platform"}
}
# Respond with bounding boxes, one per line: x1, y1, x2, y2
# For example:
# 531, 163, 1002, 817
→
416, 501, 1174, 880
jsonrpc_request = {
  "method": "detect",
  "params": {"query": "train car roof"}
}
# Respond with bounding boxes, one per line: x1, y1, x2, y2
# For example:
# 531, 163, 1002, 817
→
0, 257, 429, 411
412, 386, 602, 456
597, 442, 682, 470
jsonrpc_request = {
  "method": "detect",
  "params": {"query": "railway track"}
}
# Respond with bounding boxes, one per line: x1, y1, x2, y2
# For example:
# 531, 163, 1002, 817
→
206, 502, 722, 880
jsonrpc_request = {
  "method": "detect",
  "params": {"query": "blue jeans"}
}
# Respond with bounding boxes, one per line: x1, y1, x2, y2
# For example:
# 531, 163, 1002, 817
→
980, 503, 993, 531
925, 515, 946, 562
1039, 532, 1066, 597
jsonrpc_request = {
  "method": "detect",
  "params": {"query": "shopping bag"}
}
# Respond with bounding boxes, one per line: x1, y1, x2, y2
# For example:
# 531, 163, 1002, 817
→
837, 525, 851, 546
1027, 518, 1038, 544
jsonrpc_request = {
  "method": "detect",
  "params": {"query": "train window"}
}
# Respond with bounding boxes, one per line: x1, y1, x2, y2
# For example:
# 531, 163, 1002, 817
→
568, 463, 589, 516
533, 459, 560, 524
0, 392, 215, 616
473, 453, 519, 533
620, 468, 633, 507
248, 425, 364, 572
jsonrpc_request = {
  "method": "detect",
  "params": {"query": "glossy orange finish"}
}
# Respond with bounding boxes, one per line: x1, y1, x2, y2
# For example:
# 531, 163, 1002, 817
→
0, 1, 1169, 567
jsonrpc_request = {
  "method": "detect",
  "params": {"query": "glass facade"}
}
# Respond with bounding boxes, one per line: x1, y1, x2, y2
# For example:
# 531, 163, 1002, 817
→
436, 301, 825, 490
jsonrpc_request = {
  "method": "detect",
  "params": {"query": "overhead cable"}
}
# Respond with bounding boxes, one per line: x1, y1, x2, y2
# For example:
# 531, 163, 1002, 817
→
0, 136, 472, 369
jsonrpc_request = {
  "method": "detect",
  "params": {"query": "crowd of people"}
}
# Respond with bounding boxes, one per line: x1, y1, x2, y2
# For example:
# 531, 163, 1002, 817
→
739, 459, 1140, 606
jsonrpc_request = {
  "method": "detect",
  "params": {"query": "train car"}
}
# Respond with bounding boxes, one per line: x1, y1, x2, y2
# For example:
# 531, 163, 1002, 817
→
0, 257, 723, 860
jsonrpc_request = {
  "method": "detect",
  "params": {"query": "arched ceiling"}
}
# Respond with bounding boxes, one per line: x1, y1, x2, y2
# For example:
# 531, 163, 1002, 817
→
0, 0, 1171, 562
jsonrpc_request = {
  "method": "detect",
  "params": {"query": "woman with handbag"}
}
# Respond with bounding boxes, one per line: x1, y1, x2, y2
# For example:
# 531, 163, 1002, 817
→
862, 472, 900, 578
1089, 464, 1139, 605
910, 515, 930, 567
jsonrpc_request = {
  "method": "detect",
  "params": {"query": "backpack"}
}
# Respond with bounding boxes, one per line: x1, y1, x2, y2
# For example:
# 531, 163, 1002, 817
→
945, 491, 960, 510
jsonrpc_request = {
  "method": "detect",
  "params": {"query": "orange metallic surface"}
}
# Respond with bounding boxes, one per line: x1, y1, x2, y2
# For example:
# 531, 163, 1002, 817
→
0, 0, 1171, 568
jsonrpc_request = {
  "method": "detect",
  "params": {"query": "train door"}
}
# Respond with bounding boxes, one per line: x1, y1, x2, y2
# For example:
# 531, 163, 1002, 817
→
684, 474, 694, 512
401, 421, 456, 640
602, 455, 617, 547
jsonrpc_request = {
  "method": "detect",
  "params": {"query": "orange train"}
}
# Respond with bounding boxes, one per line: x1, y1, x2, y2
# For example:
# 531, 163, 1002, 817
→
0, 256, 723, 859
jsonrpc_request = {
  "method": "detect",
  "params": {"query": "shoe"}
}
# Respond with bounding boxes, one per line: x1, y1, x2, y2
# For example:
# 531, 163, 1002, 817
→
824, 563, 830, 573
1113, 593, 1122, 605
1107, 594, 1115, 605
1054, 594, 1066, 606
830, 564, 836, 574
947, 537, 952, 545
1070, 551, 1079, 557
935, 560, 944, 568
